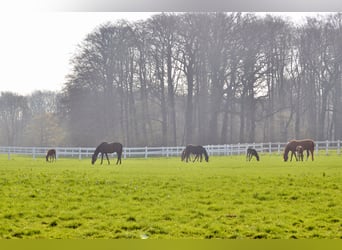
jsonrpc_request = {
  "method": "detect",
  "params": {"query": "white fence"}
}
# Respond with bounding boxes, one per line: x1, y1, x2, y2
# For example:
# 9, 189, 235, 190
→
0, 141, 341, 160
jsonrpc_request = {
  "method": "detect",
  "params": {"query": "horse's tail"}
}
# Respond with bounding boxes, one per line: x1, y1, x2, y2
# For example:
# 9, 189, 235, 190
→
202, 147, 209, 162
283, 144, 290, 161
118, 143, 123, 152
117, 143, 123, 157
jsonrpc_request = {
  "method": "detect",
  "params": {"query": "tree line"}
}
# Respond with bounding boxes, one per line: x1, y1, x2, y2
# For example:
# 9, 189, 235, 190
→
1, 12, 342, 147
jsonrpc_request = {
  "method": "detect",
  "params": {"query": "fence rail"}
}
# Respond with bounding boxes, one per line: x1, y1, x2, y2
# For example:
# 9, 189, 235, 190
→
0, 141, 341, 160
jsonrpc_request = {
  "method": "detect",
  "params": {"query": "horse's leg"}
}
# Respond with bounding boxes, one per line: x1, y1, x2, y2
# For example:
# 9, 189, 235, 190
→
116, 152, 121, 165
187, 153, 191, 162
105, 153, 110, 164
291, 151, 297, 161
193, 154, 198, 162
100, 153, 104, 164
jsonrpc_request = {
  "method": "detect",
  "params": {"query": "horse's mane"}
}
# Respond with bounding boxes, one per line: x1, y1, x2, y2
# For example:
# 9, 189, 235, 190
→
284, 144, 291, 155
93, 142, 106, 157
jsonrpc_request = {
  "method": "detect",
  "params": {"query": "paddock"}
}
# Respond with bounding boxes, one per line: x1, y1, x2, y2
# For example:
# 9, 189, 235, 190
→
0, 154, 340, 239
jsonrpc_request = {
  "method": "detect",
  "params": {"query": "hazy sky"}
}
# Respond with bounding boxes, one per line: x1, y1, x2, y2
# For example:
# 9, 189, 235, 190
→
0, 12, 156, 95
0, 11, 334, 95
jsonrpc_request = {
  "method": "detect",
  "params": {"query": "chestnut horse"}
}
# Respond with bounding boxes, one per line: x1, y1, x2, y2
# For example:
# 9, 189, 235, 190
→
283, 139, 315, 162
46, 149, 56, 162
91, 142, 123, 165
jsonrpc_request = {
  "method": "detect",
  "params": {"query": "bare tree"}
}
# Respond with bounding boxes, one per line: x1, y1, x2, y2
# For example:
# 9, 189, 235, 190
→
0, 92, 28, 146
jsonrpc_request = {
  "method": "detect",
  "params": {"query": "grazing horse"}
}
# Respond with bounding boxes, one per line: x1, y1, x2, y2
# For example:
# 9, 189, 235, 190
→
246, 148, 259, 161
283, 139, 315, 162
296, 145, 304, 161
183, 144, 209, 162
91, 142, 123, 165
46, 149, 56, 162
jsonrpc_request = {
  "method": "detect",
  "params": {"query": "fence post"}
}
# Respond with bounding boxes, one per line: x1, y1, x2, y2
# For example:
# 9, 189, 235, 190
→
269, 142, 272, 155
316, 142, 319, 155
326, 140, 329, 155
8, 147, 10, 160
33, 147, 36, 159
338, 140, 340, 155
145, 146, 148, 159
79, 148, 82, 160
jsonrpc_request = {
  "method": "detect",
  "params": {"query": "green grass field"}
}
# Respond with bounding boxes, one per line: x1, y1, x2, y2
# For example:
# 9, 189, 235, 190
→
0, 153, 341, 239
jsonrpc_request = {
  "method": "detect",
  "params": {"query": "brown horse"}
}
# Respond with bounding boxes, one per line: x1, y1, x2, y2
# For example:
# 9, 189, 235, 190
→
182, 144, 209, 162
246, 148, 259, 161
296, 145, 304, 161
283, 139, 315, 162
91, 142, 123, 165
46, 149, 56, 162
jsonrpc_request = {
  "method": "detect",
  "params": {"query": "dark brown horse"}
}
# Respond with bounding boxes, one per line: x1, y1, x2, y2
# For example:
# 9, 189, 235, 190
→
182, 144, 209, 162
246, 148, 259, 161
91, 142, 123, 165
46, 149, 56, 162
283, 139, 315, 162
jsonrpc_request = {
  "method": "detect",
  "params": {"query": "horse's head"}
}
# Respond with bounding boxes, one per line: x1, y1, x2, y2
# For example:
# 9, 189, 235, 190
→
283, 153, 288, 162
204, 155, 209, 162
181, 149, 186, 161
91, 154, 97, 164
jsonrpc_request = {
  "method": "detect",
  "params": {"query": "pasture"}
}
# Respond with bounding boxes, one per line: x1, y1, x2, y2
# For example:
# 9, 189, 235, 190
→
0, 153, 341, 239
